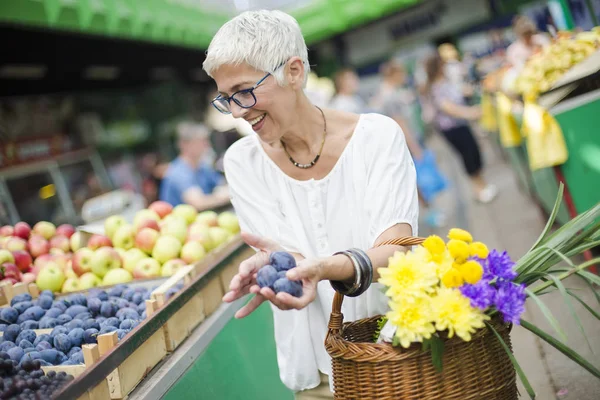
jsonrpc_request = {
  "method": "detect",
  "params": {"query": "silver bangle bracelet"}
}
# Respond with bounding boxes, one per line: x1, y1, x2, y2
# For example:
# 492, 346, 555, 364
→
330, 250, 362, 296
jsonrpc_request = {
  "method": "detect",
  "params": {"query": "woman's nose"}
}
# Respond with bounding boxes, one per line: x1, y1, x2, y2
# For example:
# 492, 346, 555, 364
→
230, 102, 249, 119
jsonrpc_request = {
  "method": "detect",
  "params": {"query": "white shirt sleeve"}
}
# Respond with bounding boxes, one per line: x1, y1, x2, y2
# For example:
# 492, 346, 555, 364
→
223, 138, 301, 253
364, 116, 419, 245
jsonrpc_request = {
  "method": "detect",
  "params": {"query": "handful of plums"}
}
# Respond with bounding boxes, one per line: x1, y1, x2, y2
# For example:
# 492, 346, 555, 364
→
256, 252, 302, 297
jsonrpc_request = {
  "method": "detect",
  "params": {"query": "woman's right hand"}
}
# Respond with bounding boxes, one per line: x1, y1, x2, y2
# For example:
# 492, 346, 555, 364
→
222, 232, 283, 318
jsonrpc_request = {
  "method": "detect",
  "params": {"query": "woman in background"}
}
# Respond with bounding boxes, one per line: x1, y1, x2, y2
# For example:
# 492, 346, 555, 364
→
329, 68, 368, 114
425, 54, 497, 203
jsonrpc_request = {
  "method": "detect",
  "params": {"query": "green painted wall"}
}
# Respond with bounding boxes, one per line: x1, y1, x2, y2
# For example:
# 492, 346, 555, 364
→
164, 302, 294, 400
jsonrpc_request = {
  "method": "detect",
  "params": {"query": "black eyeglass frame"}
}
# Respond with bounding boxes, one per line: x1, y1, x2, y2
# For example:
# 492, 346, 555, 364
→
211, 61, 287, 115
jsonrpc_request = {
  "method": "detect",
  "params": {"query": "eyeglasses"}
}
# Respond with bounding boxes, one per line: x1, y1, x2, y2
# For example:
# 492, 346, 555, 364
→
211, 62, 285, 115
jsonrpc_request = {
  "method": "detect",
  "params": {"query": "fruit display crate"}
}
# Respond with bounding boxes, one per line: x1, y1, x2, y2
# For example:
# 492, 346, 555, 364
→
50, 235, 251, 399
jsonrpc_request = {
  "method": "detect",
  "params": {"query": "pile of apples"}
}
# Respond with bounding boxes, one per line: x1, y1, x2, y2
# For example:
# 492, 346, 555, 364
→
0, 202, 240, 295
0, 221, 77, 289
61, 201, 239, 293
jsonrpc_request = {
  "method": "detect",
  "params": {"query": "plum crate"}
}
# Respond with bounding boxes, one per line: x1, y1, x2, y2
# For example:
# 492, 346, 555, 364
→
0, 281, 40, 307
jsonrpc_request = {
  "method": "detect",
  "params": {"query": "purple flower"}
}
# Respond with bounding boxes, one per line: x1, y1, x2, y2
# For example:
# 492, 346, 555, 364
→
460, 279, 496, 310
477, 250, 517, 282
494, 281, 526, 325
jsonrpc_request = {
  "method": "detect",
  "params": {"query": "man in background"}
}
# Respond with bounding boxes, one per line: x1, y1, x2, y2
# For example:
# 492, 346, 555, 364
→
159, 121, 230, 210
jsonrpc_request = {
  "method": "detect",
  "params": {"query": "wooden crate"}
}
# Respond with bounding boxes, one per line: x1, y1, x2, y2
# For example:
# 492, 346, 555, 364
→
151, 265, 205, 352
0, 282, 40, 306
97, 300, 167, 399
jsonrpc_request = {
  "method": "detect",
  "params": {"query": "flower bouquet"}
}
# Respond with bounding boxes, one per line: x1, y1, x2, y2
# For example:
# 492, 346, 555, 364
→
325, 186, 600, 399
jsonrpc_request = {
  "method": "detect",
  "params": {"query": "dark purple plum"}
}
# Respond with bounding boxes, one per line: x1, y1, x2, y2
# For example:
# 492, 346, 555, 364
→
269, 252, 296, 272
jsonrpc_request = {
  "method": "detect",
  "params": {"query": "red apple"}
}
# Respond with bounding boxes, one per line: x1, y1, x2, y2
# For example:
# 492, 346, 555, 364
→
148, 201, 173, 219
21, 272, 36, 284
29, 236, 50, 258
56, 224, 76, 238
11, 250, 32, 273
34, 254, 54, 269
2, 262, 21, 281
13, 222, 31, 240
49, 235, 71, 253
136, 219, 160, 233
30, 263, 43, 277
72, 248, 94, 276
87, 234, 112, 250
134, 228, 159, 254
5, 237, 27, 252
0, 225, 14, 237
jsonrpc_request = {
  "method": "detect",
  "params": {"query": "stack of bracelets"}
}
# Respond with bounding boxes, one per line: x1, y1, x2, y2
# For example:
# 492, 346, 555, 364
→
330, 248, 373, 297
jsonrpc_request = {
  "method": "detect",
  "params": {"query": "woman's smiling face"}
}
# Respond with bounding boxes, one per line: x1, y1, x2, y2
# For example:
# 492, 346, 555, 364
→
211, 59, 305, 145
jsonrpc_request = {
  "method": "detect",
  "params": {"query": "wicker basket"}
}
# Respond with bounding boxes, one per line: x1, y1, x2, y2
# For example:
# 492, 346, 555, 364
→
324, 237, 518, 400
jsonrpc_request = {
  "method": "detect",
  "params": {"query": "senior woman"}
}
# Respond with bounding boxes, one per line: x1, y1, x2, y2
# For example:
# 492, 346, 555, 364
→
203, 10, 418, 398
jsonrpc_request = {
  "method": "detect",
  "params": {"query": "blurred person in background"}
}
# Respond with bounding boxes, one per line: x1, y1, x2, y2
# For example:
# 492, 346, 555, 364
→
329, 68, 368, 113
425, 54, 497, 203
506, 15, 551, 70
159, 121, 230, 209
372, 60, 447, 228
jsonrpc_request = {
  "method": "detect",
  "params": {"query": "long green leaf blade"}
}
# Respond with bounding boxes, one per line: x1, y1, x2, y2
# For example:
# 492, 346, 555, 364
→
528, 183, 564, 252
544, 274, 593, 354
486, 322, 536, 399
567, 289, 600, 320
521, 319, 600, 379
525, 288, 567, 342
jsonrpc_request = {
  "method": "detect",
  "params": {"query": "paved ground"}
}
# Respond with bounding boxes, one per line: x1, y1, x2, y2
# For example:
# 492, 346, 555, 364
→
421, 128, 600, 400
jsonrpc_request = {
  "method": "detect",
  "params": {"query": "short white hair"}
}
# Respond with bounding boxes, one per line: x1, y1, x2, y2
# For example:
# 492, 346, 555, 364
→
177, 121, 210, 141
202, 10, 310, 87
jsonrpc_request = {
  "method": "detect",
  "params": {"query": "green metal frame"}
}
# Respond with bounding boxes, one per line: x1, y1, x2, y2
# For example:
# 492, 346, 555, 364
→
0, 0, 418, 49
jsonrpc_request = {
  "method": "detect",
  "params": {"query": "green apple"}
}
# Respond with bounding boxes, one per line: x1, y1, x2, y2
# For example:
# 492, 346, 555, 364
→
79, 272, 102, 289
113, 224, 136, 250
0, 249, 15, 265
160, 259, 186, 277
90, 246, 122, 278
172, 204, 197, 225
103, 268, 133, 286
208, 227, 233, 249
180, 241, 206, 264
33, 221, 56, 240
152, 236, 182, 264
36, 262, 66, 292
61, 277, 81, 293
133, 209, 161, 230
218, 211, 240, 234
70, 231, 85, 252
115, 248, 127, 261
195, 211, 218, 227
122, 248, 147, 273
133, 257, 161, 279
104, 215, 127, 240
187, 222, 215, 251
160, 218, 188, 244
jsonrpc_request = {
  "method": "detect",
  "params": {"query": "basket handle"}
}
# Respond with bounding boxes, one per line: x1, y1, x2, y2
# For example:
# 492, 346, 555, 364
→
328, 236, 425, 333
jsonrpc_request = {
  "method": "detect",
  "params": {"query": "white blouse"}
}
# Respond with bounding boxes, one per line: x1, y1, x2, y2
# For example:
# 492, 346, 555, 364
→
223, 113, 419, 392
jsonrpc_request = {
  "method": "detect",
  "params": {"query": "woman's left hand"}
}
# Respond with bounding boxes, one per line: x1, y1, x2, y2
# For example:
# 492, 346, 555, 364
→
250, 258, 324, 311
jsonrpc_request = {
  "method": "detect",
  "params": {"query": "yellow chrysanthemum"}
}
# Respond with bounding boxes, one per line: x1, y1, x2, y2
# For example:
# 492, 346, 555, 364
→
423, 235, 446, 255
387, 297, 436, 348
378, 250, 438, 301
447, 228, 473, 243
431, 288, 490, 341
447, 239, 470, 263
458, 260, 484, 284
416, 246, 453, 278
441, 268, 464, 288
469, 242, 489, 259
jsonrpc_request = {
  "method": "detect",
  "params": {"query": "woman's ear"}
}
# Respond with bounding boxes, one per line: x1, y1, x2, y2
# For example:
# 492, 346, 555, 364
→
286, 57, 305, 88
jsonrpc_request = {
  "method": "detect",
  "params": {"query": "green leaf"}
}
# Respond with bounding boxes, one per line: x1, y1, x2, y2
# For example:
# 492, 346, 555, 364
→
567, 289, 600, 321
525, 288, 567, 342
521, 319, 600, 379
528, 183, 564, 252
425, 335, 444, 373
486, 322, 536, 399
392, 335, 400, 347
544, 273, 593, 355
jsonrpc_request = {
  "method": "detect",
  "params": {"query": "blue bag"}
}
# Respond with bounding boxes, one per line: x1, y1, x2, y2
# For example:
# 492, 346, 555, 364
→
413, 149, 448, 203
